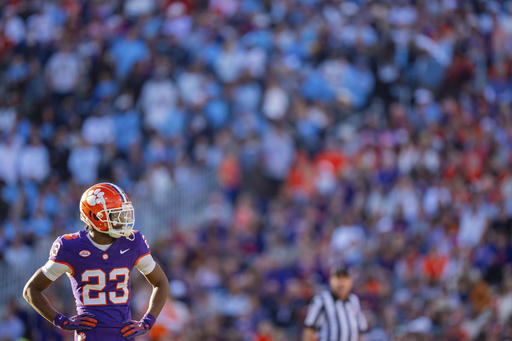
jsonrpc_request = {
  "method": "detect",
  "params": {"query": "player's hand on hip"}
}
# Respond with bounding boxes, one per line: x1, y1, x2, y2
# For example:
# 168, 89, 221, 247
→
121, 313, 156, 339
53, 312, 97, 331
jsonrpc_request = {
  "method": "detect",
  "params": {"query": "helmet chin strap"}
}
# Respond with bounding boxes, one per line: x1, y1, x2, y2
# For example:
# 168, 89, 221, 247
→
93, 224, 135, 241
125, 231, 136, 241
106, 228, 135, 241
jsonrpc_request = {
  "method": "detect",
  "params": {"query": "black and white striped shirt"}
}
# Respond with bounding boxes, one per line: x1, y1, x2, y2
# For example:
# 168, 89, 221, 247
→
304, 290, 368, 341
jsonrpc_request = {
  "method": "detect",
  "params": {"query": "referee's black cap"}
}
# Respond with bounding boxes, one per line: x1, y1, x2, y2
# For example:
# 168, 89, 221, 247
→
330, 264, 351, 277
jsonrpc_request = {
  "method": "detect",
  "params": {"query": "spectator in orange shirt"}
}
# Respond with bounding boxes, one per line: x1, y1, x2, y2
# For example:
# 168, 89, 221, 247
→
150, 280, 190, 341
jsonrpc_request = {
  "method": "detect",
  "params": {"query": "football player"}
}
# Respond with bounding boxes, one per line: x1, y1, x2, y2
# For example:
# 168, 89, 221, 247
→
23, 183, 169, 340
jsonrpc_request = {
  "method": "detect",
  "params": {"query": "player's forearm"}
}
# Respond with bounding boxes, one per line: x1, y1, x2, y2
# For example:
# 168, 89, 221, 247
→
145, 281, 169, 318
23, 286, 59, 323
143, 263, 169, 319
302, 327, 316, 341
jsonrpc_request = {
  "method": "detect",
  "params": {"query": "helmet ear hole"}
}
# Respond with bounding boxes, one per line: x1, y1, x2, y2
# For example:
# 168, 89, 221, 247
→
90, 211, 99, 221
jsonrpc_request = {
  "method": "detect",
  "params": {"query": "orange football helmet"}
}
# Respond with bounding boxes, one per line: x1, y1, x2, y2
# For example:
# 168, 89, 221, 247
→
79, 183, 135, 240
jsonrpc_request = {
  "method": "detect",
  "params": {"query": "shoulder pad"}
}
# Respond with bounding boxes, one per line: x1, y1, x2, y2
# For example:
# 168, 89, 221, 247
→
129, 230, 142, 241
56, 231, 83, 248
62, 232, 81, 241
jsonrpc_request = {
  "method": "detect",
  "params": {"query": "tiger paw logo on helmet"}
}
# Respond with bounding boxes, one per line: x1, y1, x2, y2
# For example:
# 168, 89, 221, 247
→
86, 189, 105, 206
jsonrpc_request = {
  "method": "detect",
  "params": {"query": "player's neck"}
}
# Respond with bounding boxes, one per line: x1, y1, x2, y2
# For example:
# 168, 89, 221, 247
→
88, 229, 115, 245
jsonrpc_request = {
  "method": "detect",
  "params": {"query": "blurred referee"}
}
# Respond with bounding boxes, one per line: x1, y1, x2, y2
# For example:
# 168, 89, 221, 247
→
303, 265, 368, 341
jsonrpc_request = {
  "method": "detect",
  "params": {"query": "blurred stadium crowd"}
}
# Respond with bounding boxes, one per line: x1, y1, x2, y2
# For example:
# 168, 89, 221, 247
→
1, 0, 512, 340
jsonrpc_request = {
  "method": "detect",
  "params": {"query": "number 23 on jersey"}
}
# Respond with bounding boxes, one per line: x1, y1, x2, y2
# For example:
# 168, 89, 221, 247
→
82, 268, 130, 306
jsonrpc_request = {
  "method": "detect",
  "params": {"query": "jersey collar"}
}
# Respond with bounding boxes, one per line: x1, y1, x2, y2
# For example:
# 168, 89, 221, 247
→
86, 232, 113, 251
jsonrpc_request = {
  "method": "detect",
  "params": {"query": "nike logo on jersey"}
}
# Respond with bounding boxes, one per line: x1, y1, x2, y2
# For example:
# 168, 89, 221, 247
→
120, 249, 130, 254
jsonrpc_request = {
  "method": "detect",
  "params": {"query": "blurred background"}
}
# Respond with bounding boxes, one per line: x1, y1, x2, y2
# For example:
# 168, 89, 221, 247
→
1, 0, 512, 340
